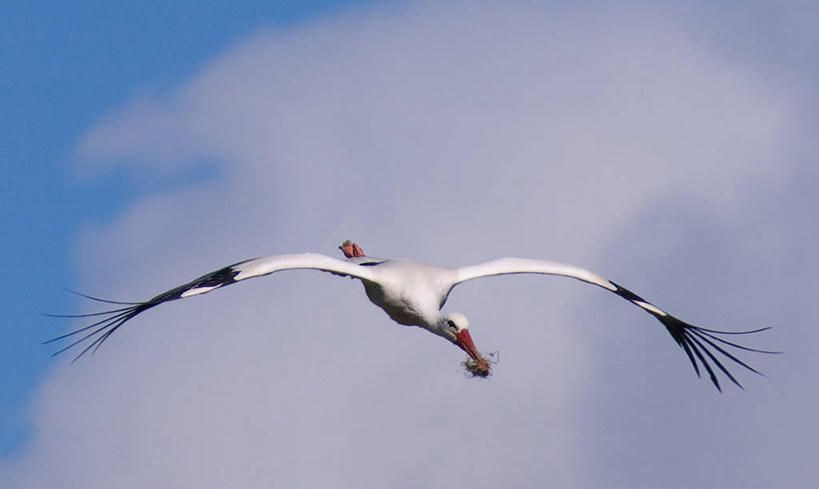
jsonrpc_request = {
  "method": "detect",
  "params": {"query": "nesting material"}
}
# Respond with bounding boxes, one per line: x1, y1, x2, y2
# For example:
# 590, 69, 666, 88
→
462, 351, 499, 378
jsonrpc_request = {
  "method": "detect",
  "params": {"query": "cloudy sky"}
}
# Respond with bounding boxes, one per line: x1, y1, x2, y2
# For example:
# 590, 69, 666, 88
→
3, 1, 817, 487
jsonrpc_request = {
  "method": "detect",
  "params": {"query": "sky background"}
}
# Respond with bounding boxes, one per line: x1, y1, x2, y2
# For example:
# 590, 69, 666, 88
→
2, 1, 817, 487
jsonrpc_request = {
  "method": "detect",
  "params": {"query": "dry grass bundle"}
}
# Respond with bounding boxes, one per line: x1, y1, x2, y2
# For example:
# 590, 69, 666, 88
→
462, 351, 499, 378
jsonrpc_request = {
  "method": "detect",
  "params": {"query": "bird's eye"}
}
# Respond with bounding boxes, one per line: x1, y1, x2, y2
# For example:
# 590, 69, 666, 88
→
447, 320, 458, 331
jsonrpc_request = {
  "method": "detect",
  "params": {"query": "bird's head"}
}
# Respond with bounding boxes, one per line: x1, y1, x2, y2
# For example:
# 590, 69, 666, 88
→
438, 313, 490, 377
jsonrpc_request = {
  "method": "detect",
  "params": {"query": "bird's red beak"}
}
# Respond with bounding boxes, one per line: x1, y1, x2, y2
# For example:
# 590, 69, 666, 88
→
455, 329, 488, 371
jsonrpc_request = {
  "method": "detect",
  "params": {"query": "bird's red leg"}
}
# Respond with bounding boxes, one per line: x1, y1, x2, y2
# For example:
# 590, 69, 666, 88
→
339, 240, 367, 258
352, 243, 365, 257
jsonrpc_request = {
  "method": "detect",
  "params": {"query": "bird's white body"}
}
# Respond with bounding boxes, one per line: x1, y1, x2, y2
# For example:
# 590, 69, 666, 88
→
235, 254, 621, 337
231, 254, 456, 327
359, 259, 457, 327
50, 241, 773, 388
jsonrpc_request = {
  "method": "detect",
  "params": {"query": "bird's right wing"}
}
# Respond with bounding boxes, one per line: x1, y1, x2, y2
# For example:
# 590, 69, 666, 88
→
46, 253, 380, 362
455, 257, 616, 292
451, 257, 778, 391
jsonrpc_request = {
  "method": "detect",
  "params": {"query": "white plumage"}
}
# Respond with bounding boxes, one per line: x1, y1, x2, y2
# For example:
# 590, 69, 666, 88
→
48, 240, 775, 389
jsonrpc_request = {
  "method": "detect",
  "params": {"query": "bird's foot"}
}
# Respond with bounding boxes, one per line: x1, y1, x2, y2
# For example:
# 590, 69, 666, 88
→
339, 240, 366, 258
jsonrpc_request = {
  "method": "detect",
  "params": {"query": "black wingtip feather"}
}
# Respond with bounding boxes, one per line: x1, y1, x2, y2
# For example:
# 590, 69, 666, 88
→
658, 313, 775, 391
678, 339, 701, 378
687, 336, 722, 391
694, 328, 782, 355
46, 300, 156, 361
47, 262, 248, 360
687, 333, 742, 390
62, 288, 144, 305
688, 329, 766, 376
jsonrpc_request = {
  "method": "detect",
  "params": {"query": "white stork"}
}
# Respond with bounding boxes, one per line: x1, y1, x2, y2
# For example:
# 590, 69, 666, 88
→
48, 240, 775, 390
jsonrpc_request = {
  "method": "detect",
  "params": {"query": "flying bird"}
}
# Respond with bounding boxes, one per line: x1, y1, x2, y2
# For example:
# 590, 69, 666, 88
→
48, 240, 775, 390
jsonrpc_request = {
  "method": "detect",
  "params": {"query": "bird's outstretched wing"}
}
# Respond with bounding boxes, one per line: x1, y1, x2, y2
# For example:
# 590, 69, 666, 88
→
452, 257, 778, 391
46, 253, 379, 362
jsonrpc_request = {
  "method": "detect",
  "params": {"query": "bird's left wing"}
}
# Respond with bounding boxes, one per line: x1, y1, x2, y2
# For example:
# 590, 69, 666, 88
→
46, 253, 378, 362
451, 257, 777, 390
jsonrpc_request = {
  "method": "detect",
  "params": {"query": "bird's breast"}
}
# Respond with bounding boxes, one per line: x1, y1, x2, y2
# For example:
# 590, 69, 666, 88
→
358, 260, 456, 327
362, 281, 424, 326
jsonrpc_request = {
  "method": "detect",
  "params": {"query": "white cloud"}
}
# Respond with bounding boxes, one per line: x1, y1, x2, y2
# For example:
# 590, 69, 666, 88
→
6, 2, 816, 488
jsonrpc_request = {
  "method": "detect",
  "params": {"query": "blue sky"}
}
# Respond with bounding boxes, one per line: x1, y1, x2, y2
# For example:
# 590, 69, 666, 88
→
1, 0, 388, 457
2, 1, 818, 487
